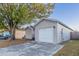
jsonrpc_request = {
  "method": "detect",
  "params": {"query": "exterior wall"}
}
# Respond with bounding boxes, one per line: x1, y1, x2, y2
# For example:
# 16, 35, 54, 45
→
57, 23, 72, 43
35, 20, 57, 44
25, 29, 34, 39
15, 29, 25, 39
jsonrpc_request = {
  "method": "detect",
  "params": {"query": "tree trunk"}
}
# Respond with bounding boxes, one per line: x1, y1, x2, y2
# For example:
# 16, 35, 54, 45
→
10, 28, 16, 40
11, 30, 16, 40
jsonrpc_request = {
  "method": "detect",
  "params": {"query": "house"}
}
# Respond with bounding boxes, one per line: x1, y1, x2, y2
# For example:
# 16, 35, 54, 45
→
71, 31, 79, 40
21, 18, 73, 44
19, 23, 35, 40
24, 26, 34, 40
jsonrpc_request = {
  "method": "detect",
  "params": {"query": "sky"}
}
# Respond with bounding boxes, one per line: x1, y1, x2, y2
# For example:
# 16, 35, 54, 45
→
49, 3, 79, 31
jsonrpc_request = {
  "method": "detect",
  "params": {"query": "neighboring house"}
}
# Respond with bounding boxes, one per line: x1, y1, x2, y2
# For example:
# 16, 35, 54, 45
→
20, 18, 73, 44
24, 26, 34, 40
19, 23, 35, 40
71, 31, 79, 40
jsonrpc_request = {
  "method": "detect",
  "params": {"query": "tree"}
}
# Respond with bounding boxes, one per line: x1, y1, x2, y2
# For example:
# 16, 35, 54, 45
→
0, 3, 54, 40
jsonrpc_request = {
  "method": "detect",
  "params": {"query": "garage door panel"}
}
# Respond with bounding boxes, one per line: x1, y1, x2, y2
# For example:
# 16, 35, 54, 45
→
38, 28, 54, 43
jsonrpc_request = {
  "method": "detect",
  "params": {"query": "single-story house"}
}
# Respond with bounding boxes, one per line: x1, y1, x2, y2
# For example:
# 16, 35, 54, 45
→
24, 26, 34, 40
20, 18, 73, 44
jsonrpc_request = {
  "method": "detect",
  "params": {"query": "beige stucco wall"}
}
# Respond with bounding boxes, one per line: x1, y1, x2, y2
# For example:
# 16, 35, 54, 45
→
15, 30, 25, 39
35, 20, 57, 44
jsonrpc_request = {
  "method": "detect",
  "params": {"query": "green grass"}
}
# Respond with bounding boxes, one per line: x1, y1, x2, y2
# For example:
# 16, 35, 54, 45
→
54, 40, 79, 56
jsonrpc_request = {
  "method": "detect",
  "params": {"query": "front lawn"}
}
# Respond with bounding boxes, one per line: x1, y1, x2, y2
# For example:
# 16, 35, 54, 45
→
54, 40, 79, 56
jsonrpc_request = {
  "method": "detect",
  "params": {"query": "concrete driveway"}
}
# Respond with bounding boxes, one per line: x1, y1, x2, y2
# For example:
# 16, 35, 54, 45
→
0, 41, 64, 56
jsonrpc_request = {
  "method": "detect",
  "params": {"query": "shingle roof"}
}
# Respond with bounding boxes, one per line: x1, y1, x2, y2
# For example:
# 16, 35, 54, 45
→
34, 18, 74, 31
19, 18, 73, 31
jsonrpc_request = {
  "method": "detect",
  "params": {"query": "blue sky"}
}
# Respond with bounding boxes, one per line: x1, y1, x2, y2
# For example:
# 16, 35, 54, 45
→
49, 3, 79, 31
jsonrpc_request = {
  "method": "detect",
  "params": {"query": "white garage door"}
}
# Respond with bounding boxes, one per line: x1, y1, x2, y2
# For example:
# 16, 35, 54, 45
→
38, 28, 54, 43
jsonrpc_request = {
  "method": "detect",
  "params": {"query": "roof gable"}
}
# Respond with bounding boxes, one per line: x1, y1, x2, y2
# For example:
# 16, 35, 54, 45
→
34, 18, 73, 31
34, 18, 57, 27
